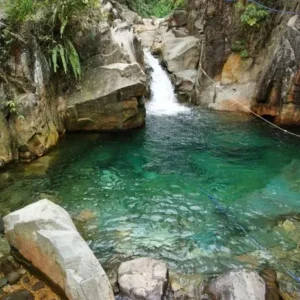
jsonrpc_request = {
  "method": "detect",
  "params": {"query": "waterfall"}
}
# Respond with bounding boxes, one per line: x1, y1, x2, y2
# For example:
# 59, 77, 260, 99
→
144, 51, 190, 116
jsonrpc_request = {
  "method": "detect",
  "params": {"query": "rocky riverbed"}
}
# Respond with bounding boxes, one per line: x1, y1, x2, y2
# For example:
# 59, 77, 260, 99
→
0, 199, 299, 300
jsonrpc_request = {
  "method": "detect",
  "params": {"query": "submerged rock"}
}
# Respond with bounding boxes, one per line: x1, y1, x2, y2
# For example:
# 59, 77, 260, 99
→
118, 257, 168, 300
260, 268, 280, 300
207, 270, 266, 300
169, 272, 206, 300
277, 272, 300, 300
3, 199, 114, 300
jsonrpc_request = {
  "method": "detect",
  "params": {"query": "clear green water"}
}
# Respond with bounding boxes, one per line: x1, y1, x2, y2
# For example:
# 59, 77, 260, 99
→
1, 109, 300, 277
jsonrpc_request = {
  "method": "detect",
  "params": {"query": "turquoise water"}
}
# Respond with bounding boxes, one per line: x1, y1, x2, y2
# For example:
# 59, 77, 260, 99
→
1, 109, 300, 277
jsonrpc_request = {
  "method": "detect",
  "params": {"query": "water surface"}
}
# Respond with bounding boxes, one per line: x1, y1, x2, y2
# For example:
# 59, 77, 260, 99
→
1, 54, 300, 279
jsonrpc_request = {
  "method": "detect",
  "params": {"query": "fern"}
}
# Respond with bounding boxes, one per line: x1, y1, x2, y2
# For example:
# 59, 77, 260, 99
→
58, 44, 67, 74
4, 0, 99, 79
66, 40, 81, 79
52, 45, 58, 73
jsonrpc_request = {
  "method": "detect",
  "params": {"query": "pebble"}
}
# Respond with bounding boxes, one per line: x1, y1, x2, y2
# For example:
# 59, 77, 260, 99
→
7, 271, 22, 285
38, 291, 47, 300
19, 268, 27, 275
31, 281, 45, 291
22, 276, 30, 284
0, 260, 17, 276
1, 289, 34, 300
0, 277, 8, 288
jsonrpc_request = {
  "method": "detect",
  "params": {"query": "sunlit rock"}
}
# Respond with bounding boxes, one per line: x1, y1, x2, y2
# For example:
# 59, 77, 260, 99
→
280, 220, 297, 232
207, 270, 266, 300
118, 257, 168, 300
4, 199, 114, 300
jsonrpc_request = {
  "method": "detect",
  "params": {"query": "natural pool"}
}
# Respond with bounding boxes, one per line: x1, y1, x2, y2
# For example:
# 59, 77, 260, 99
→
1, 108, 300, 278
1, 52, 300, 283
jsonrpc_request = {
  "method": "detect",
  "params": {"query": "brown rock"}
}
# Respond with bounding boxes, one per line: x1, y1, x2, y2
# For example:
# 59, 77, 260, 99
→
31, 281, 45, 291
7, 272, 22, 285
22, 277, 30, 284
0, 289, 34, 300
260, 268, 280, 300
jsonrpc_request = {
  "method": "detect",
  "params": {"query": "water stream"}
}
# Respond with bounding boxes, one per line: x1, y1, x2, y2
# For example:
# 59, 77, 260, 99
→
1, 53, 300, 277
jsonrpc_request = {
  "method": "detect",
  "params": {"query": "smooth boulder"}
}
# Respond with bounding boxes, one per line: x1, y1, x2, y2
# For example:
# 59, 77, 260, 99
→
118, 257, 168, 300
161, 36, 200, 73
207, 270, 266, 300
3, 199, 114, 300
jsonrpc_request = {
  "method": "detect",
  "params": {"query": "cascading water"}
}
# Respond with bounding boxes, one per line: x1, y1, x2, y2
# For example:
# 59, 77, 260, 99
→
144, 51, 190, 115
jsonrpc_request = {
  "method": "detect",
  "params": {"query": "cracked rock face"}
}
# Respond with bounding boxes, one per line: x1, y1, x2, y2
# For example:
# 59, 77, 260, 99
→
118, 257, 168, 300
207, 270, 266, 300
3, 199, 114, 300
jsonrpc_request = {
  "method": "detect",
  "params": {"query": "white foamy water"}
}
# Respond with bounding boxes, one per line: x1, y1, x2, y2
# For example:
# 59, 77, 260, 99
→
145, 51, 190, 116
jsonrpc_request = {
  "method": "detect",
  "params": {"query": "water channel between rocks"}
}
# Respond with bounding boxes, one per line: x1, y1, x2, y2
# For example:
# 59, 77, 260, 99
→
1, 53, 300, 277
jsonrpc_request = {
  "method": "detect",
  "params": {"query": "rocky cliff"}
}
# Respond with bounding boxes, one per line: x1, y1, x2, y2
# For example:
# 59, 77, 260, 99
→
0, 2, 146, 168
185, 0, 300, 125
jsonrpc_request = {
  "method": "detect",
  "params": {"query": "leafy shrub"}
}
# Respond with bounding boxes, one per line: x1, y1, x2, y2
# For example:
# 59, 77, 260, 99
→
236, 2, 269, 27
5, 0, 38, 23
231, 40, 247, 52
240, 49, 250, 59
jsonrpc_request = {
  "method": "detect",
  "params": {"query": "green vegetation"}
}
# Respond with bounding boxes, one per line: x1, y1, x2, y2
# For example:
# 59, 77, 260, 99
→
125, 0, 185, 18
5, 100, 17, 114
2, 0, 99, 79
231, 40, 250, 59
232, 2, 270, 58
237, 2, 269, 27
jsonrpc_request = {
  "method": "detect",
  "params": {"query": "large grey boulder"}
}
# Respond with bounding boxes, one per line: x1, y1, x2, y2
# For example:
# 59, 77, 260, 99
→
66, 63, 146, 131
161, 36, 200, 73
174, 69, 198, 102
118, 257, 168, 300
207, 270, 266, 300
3, 199, 114, 300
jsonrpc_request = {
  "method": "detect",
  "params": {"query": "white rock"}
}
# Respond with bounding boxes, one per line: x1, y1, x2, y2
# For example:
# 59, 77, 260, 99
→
4, 199, 114, 300
118, 257, 168, 300
207, 270, 266, 300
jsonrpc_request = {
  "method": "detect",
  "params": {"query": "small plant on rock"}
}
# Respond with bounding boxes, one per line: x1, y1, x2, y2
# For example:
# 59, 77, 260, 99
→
237, 2, 269, 27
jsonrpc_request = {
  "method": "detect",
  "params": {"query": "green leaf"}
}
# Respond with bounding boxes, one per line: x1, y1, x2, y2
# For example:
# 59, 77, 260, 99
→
58, 45, 68, 74
66, 40, 81, 80
52, 46, 58, 73
60, 18, 68, 37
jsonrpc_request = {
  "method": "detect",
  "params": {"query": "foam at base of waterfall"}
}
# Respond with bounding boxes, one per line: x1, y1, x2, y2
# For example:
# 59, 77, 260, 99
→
145, 51, 190, 116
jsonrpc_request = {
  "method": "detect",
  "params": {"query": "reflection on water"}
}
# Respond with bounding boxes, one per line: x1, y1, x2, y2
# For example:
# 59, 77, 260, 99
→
1, 110, 300, 276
